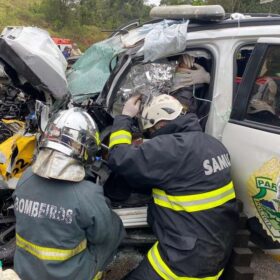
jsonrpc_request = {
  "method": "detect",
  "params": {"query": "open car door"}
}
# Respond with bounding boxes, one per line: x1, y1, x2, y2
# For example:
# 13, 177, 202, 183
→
221, 38, 280, 254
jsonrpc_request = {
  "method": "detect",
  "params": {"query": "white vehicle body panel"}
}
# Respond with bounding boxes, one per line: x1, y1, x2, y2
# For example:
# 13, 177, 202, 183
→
119, 23, 280, 244
222, 123, 280, 217
185, 25, 280, 140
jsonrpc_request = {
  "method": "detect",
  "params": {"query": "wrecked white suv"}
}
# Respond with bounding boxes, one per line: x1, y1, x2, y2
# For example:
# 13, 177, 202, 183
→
67, 5, 280, 256
1, 5, 280, 271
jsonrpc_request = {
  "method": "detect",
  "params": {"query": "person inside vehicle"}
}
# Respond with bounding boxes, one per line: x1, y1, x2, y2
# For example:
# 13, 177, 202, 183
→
13, 108, 125, 280
70, 42, 82, 57
169, 53, 210, 114
62, 46, 71, 59
247, 56, 279, 125
108, 94, 239, 280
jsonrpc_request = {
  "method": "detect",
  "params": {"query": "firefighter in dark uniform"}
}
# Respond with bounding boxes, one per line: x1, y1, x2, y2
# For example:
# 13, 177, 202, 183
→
13, 108, 125, 280
108, 94, 239, 280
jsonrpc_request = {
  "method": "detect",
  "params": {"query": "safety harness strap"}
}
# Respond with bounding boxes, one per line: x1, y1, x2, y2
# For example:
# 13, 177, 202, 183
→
148, 242, 224, 280
109, 130, 132, 148
16, 233, 87, 261
152, 181, 235, 212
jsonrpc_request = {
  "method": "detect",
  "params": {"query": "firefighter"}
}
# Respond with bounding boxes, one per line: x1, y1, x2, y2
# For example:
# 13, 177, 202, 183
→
108, 94, 239, 280
13, 108, 125, 280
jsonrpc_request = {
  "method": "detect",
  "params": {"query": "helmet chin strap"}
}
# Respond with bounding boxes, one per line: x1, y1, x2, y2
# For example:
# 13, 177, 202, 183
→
147, 120, 168, 137
154, 120, 168, 130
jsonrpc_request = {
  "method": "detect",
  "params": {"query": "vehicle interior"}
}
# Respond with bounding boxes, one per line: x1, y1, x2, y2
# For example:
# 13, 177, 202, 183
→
110, 48, 213, 133
237, 45, 280, 126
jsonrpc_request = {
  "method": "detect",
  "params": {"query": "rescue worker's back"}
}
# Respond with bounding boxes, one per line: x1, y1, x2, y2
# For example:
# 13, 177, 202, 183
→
14, 168, 124, 280
13, 108, 125, 280
108, 95, 239, 280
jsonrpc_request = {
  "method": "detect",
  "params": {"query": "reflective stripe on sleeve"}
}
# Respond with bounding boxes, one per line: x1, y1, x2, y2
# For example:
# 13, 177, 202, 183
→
148, 242, 224, 280
16, 233, 87, 261
152, 181, 235, 212
109, 130, 132, 148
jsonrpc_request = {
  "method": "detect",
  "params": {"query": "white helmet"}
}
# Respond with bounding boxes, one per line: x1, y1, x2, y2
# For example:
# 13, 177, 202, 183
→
140, 94, 183, 130
40, 107, 100, 164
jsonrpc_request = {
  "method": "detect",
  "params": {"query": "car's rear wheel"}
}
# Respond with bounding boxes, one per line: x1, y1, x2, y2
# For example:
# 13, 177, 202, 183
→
0, 189, 16, 264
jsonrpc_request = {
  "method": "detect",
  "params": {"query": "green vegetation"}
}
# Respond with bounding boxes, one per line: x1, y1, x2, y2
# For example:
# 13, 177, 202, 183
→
207, 0, 280, 13
0, 0, 150, 50
163, 0, 280, 14
1, 0, 280, 50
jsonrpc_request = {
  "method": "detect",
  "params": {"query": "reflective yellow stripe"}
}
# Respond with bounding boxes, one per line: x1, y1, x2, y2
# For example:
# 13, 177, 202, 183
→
153, 181, 235, 212
109, 130, 132, 148
16, 234, 87, 261
93, 272, 103, 280
148, 242, 224, 280
95, 131, 101, 146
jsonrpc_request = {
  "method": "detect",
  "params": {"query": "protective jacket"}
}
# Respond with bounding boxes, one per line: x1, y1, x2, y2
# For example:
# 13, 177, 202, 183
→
108, 114, 239, 279
13, 168, 125, 280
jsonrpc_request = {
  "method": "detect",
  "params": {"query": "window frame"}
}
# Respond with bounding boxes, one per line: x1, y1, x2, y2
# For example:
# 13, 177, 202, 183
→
233, 43, 255, 101
105, 47, 215, 119
230, 42, 280, 134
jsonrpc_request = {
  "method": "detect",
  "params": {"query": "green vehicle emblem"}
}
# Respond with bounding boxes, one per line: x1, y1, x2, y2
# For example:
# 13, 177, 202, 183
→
253, 177, 280, 239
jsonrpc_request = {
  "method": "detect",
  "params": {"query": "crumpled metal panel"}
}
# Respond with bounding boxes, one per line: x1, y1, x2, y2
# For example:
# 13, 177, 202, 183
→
143, 21, 189, 62
0, 27, 68, 100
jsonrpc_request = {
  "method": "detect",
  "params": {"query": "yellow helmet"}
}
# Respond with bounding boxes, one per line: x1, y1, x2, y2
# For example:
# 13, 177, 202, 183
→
141, 94, 183, 130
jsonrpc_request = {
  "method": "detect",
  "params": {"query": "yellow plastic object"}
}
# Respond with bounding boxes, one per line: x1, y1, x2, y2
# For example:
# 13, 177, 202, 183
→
264, 249, 280, 262
272, 255, 280, 262
0, 133, 36, 188
2, 119, 25, 132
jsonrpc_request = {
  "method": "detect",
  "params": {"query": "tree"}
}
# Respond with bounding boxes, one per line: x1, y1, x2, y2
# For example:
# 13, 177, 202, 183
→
161, 0, 192, 4
79, 0, 96, 25
39, 0, 151, 31
192, 0, 204, 5
160, 0, 205, 4
206, 0, 280, 14
40, 0, 78, 29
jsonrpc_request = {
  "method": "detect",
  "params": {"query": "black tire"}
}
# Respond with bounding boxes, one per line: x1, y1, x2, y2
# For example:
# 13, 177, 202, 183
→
0, 238, 16, 264
0, 189, 16, 264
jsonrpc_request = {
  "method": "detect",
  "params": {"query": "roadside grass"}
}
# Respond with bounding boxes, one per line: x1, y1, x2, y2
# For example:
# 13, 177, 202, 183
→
0, 0, 107, 50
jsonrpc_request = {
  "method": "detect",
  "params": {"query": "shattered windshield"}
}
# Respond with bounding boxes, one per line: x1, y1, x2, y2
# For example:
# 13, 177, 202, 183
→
67, 36, 124, 103
68, 20, 189, 103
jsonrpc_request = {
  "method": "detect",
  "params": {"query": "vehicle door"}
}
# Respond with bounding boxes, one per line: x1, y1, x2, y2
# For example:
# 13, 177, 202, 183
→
222, 38, 280, 251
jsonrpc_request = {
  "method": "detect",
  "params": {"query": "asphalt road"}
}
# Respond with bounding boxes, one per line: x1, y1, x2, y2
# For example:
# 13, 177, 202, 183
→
251, 248, 280, 280
103, 247, 280, 280
4, 247, 280, 279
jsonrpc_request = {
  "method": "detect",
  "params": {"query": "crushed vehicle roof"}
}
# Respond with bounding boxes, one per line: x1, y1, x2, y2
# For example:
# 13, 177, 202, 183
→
67, 13, 280, 103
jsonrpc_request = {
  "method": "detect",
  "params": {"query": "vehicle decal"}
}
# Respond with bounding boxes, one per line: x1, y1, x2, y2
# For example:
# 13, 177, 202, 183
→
0, 133, 36, 188
247, 157, 280, 242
